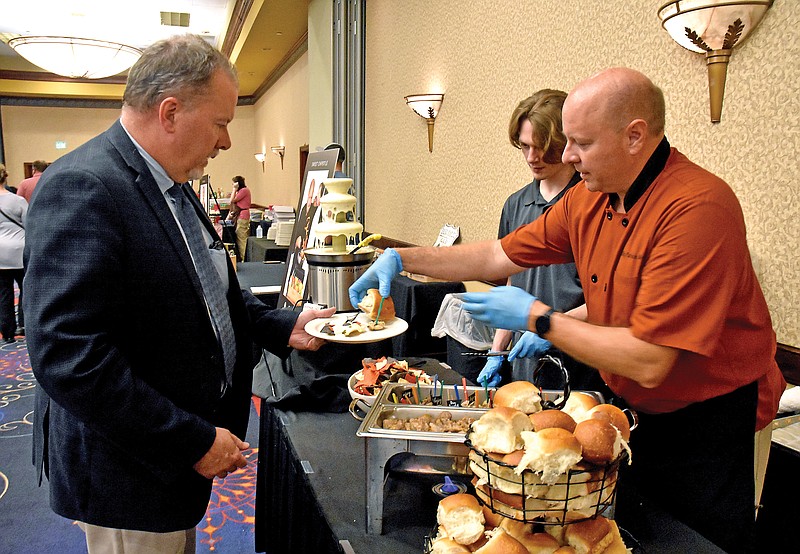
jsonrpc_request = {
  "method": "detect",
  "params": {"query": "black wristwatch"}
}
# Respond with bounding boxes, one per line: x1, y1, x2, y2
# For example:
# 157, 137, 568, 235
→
535, 307, 556, 337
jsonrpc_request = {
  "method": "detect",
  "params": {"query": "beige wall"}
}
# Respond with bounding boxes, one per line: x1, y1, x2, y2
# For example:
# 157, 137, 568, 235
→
364, 0, 800, 346
1, 105, 119, 184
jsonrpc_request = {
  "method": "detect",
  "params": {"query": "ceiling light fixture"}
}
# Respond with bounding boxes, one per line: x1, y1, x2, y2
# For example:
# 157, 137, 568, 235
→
658, 0, 774, 123
271, 146, 285, 170
405, 93, 444, 152
254, 152, 266, 172
7, 36, 142, 80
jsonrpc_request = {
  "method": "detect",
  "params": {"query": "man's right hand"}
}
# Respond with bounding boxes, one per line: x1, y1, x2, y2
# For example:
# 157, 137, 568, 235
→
193, 427, 250, 480
348, 247, 403, 309
477, 356, 503, 388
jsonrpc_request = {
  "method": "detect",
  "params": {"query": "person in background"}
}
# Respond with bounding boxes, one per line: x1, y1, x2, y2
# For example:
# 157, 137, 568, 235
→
228, 175, 251, 261
16, 159, 47, 203
24, 34, 334, 553
479, 89, 595, 391
1, 163, 17, 194
0, 180, 26, 343
325, 142, 347, 178
349, 67, 784, 553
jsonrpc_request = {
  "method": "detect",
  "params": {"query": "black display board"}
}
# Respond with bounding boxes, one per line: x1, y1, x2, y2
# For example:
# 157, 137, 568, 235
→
280, 149, 339, 308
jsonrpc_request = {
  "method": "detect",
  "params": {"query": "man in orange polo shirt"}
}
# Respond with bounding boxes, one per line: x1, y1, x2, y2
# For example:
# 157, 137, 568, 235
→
349, 67, 784, 553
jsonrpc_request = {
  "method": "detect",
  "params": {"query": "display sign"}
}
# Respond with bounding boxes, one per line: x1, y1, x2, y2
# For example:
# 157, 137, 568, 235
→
280, 149, 340, 308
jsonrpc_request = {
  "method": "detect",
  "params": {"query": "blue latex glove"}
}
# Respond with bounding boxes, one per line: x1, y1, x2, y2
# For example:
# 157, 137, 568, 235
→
477, 356, 503, 388
348, 247, 403, 309
508, 331, 552, 361
462, 286, 536, 332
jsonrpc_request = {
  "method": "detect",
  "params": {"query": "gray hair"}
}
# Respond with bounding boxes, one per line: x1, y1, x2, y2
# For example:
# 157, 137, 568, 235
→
123, 34, 238, 110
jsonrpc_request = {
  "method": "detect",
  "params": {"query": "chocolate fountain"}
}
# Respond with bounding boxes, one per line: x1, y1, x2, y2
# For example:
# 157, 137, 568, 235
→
303, 178, 375, 312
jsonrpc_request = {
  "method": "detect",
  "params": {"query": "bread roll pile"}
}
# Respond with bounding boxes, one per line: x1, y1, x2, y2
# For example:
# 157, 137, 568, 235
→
432, 492, 630, 554
467, 386, 632, 524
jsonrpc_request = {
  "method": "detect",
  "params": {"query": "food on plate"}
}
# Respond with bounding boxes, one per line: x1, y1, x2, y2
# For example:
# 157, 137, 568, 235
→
367, 320, 385, 331
437, 493, 485, 545
572, 419, 623, 465
559, 392, 599, 422
469, 407, 533, 454
563, 515, 614, 554
473, 528, 528, 554
341, 320, 367, 336
473, 479, 551, 522
584, 404, 630, 441
515, 428, 583, 484
357, 288, 396, 321
493, 381, 542, 414
511, 530, 561, 553
381, 411, 475, 433
320, 322, 335, 336
529, 409, 577, 433
352, 356, 431, 397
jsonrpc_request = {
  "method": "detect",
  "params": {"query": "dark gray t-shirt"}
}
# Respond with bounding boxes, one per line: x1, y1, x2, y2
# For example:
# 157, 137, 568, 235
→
498, 172, 584, 382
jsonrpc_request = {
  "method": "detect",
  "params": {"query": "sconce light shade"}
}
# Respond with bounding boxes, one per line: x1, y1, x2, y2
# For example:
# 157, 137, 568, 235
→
405, 93, 444, 152
658, 0, 773, 122
254, 152, 266, 172
7, 36, 142, 79
271, 146, 285, 170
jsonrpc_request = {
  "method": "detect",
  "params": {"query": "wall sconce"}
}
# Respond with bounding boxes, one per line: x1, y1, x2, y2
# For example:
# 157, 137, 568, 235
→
254, 152, 266, 172
271, 146, 285, 170
405, 93, 444, 152
658, 0, 774, 123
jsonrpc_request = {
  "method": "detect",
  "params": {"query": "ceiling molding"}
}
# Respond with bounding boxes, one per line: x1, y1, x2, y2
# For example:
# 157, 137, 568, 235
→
251, 31, 308, 102
0, 69, 126, 86
221, 0, 254, 57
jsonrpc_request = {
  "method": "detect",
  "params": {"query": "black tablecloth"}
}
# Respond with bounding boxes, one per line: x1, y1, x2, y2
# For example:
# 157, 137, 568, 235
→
389, 275, 465, 359
235, 261, 286, 309
245, 237, 289, 262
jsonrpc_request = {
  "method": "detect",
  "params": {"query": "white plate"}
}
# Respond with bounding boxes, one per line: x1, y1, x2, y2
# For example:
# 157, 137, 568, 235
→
305, 313, 409, 344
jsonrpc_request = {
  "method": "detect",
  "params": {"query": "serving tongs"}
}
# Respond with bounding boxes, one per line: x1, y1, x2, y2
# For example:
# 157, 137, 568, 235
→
460, 350, 511, 357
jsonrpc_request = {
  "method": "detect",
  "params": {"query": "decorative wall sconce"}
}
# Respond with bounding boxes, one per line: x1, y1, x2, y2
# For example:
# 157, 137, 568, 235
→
404, 93, 444, 152
658, 0, 774, 123
254, 152, 266, 172
271, 146, 286, 169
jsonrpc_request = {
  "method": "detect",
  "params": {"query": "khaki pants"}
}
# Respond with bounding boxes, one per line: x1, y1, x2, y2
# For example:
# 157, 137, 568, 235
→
78, 522, 196, 554
235, 218, 250, 261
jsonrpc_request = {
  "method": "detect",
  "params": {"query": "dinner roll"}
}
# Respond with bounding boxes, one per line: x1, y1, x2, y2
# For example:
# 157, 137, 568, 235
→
356, 288, 396, 320
494, 381, 542, 415
473, 480, 551, 522
573, 419, 622, 465
470, 450, 544, 496
529, 409, 577, 433
514, 531, 561, 554
482, 504, 506, 529
431, 536, 472, 554
553, 548, 578, 554
604, 519, 630, 554
437, 493, 485, 545
470, 407, 533, 454
515, 428, 583, 484
474, 528, 529, 554
563, 516, 614, 554
560, 392, 599, 422
585, 404, 630, 441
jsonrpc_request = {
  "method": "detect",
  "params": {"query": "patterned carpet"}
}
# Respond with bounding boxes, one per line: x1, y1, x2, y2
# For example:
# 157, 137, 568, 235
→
0, 336, 261, 553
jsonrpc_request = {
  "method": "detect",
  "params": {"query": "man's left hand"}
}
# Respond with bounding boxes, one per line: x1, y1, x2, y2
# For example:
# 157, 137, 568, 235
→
462, 286, 536, 332
290, 307, 336, 350
508, 331, 551, 361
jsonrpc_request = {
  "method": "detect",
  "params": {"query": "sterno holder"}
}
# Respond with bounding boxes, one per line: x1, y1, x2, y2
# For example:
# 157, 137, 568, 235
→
303, 246, 376, 311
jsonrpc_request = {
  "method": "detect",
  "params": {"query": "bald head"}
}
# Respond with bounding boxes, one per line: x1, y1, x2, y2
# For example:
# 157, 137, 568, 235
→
568, 67, 665, 136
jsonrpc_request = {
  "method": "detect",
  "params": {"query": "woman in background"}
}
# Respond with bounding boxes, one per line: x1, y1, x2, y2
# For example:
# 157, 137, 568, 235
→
0, 180, 27, 343
228, 175, 252, 260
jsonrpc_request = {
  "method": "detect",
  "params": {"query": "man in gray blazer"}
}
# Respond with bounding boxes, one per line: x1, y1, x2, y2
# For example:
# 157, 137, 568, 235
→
24, 34, 333, 552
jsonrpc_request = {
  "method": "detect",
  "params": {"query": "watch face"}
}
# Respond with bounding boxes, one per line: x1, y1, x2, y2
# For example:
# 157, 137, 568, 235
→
536, 310, 552, 336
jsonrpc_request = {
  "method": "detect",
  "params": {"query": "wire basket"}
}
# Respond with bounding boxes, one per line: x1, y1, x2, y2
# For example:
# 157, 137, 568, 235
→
465, 428, 626, 525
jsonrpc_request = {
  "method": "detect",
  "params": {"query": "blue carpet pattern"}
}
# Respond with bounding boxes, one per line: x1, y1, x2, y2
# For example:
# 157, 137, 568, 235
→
0, 336, 260, 553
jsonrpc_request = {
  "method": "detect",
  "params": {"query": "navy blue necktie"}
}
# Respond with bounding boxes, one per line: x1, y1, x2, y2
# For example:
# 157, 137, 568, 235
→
167, 183, 236, 384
